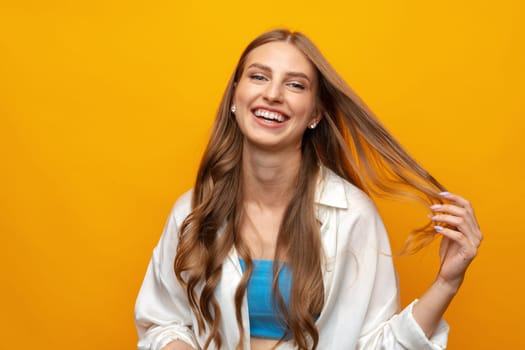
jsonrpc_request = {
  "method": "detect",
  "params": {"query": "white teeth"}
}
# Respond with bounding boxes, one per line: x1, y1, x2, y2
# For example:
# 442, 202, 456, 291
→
254, 109, 286, 122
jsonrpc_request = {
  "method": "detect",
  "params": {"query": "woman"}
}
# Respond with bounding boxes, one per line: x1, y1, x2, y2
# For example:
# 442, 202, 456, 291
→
134, 29, 482, 350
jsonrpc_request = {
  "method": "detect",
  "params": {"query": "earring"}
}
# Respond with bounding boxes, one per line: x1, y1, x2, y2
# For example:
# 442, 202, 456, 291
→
309, 122, 317, 129
231, 105, 236, 113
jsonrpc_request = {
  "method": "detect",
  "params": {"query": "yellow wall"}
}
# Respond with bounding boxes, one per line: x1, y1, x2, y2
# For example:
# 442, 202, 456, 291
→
1, 0, 523, 348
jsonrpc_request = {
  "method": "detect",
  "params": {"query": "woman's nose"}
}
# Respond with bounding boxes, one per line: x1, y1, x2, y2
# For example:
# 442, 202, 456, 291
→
263, 81, 283, 103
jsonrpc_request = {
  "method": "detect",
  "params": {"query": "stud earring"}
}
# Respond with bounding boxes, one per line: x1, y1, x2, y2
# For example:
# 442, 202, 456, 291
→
231, 105, 236, 113
309, 122, 317, 129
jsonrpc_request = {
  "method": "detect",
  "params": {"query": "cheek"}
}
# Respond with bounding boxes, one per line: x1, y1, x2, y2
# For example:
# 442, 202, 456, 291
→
234, 82, 255, 105
295, 96, 317, 116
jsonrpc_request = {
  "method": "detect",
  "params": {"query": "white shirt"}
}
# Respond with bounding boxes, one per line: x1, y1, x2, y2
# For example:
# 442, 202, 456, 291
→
135, 168, 449, 350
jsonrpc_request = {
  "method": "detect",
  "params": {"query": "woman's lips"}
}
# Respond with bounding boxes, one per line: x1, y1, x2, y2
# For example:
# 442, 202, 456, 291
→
252, 108, 288, 123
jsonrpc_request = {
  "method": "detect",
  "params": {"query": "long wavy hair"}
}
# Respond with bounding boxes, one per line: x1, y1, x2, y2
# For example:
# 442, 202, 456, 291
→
174, 29, 446, 350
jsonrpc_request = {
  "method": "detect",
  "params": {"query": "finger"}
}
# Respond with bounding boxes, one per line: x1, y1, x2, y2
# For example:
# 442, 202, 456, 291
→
430, 203, 468, 218
433, 217, 483, 248
438, 191, 471, 209
437, 192, 481, 229
430, 213, 468, 229
434, 225, 478, 260
429, 204, 476, 236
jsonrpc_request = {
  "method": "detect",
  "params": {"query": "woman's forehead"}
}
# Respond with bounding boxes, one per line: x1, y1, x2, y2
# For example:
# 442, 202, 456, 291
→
242, 41, 316, 79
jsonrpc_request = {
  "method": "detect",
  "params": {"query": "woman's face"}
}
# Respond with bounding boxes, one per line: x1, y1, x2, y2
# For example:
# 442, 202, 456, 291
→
233, 41, 320, 152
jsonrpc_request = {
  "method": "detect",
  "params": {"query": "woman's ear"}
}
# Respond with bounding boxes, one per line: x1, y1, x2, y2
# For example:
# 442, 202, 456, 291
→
312, 106, 324, 125
308, 109, 323, 130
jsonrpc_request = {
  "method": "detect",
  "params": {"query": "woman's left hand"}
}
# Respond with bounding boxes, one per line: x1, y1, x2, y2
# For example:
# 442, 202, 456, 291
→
430, 192, 483, 291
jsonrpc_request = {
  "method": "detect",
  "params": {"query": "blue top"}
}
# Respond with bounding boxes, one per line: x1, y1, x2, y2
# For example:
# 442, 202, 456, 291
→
239, 258, 292, 339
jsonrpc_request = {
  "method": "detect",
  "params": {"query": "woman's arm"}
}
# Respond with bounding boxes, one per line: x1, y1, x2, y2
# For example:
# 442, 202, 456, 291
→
349, 187, 479, 349
412, 192, 483, 338
135, 191, 199, 350
161, 340, 195, 350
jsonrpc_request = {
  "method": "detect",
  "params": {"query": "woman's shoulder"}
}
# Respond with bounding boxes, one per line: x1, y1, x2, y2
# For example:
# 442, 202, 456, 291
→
318, 168, 390, 254
169, 189, 194, 223
318, 167, 377, 215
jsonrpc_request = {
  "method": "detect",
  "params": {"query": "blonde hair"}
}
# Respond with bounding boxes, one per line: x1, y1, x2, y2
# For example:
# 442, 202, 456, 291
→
174, 29, 445, 350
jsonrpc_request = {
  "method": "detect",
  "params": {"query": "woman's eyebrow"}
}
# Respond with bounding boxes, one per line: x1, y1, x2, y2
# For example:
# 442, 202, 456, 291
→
247, 63, 312, 83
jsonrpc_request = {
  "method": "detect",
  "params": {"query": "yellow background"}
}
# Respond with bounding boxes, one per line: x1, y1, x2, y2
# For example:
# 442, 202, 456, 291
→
1, 0, 523, 348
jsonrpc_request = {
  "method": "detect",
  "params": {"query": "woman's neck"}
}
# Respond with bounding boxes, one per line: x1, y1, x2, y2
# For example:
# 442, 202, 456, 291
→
241, 143, 301, 208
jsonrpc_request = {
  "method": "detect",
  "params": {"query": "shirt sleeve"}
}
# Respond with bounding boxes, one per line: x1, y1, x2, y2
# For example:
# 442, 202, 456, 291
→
354, 197, 449, 350
134, 193, 199, 350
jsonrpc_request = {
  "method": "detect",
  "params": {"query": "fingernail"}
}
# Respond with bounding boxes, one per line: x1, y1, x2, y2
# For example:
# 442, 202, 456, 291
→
434, 225, 444, 232
439, 191, 451, 196
430, 204, 441, 210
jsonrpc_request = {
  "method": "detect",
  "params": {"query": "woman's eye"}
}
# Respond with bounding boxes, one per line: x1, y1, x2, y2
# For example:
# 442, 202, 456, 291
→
288, 82, 305, 90
250, 74, 267, 81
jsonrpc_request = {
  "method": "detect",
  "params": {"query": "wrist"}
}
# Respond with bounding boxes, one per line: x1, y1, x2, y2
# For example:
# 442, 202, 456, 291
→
434, 276, 463, 295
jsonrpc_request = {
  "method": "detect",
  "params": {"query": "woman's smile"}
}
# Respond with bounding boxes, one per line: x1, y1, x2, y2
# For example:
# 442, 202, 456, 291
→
252, 108, 288, 123
232, 41, 320, 151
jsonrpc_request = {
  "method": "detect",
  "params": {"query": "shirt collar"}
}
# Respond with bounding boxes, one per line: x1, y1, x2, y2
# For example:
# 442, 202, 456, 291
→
315, 167, 348, 209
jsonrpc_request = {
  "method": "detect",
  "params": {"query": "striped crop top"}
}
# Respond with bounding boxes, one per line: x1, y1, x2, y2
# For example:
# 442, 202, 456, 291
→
239, 259, 292, 339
